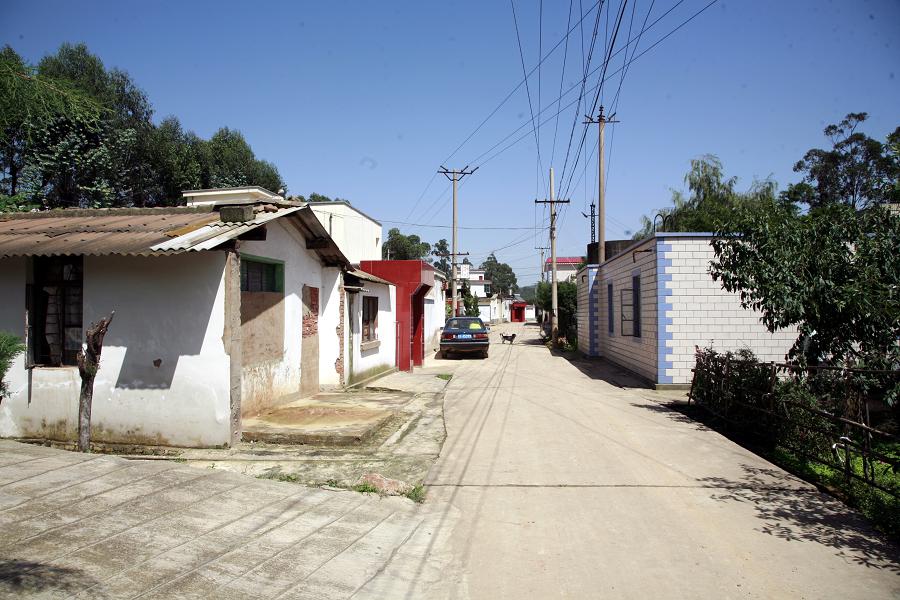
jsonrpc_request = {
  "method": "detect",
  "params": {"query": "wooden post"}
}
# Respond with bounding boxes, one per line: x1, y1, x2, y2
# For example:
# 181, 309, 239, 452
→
76, 312, 114, 453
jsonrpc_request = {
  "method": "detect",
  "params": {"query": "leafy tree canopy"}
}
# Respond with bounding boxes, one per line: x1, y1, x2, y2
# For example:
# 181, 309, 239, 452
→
382, 228, 431, 260
710, 114, 900, 366
1, 43, 284, 210
782, 112, 899, 210
479, 253, 518, 297
431, 238, 451, 275
633, 155, 784, 239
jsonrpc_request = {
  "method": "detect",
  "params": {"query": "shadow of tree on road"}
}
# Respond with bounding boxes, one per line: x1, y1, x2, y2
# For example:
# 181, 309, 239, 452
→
0, 559, 105, 597
697, 464, 900, 573
628, 401, 713, 432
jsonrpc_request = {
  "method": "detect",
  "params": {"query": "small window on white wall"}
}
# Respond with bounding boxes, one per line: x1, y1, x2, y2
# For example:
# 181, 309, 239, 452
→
362, 296, 378, 342
620, 275, 641, 337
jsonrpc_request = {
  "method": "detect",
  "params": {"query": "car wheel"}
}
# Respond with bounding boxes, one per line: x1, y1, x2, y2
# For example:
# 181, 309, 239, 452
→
441, 349, 450, 359
482, 348, 489, 359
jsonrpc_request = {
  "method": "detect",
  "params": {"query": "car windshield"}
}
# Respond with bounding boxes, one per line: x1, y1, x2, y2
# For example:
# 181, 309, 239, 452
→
446, 318, 485, 331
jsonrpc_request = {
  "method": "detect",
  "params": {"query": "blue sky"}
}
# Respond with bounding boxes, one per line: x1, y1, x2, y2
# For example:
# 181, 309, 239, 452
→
3, 0, 898, 284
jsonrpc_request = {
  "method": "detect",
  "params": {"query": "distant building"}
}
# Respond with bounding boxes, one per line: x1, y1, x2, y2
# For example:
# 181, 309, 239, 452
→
544, 257, 582, 282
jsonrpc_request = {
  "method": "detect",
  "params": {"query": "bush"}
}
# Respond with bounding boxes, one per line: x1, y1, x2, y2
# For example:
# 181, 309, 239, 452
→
0, 331, 25, 399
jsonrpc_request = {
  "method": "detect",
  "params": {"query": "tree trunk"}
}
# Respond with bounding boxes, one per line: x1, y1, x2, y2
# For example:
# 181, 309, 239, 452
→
76, 312, 114, 453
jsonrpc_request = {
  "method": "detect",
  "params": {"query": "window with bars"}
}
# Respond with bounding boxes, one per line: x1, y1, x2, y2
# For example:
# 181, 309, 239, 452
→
28, 256, 83, 366
240, 259, 282, 292
620, 275, 641, 337
362, 296, 378, 342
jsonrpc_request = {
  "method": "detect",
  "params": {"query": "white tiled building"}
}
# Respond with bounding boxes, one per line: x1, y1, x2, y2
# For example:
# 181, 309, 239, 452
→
576, 233, 796, 387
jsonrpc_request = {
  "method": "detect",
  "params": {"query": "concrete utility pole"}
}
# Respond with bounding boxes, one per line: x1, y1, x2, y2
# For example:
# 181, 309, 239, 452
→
585, 106, 618, 263
535, 168, 569, 341
439, 165, 478, 316
535, 246, 549, 283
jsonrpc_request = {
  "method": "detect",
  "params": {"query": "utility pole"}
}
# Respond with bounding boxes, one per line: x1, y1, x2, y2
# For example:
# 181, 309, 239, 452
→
535, 168, 569, 342
581, 202, 596, 244
585, 106, 618, 263
535, 246, 549, 283
439, 165, 478, 316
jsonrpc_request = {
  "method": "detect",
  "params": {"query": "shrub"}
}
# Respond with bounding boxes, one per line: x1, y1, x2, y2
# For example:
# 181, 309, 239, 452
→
0, 331, 25, 399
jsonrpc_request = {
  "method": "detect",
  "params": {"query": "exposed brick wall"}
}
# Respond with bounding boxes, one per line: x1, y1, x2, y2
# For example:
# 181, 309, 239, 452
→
302, 285, 319, 338
335, 283, 345, 383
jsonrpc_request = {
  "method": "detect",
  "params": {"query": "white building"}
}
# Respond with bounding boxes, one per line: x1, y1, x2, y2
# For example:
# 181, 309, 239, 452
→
307, 200, 383, 264
545, 257, 582, 282
0, 188, 350, 447
459, 265, 491, 298
576, 233, 797, 388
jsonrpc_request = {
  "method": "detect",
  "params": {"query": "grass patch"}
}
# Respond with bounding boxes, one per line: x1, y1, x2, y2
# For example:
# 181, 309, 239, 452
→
436, 373, 453, 381
172, 457, 187, 463
257, 471, 301, 483
352, 482, 381, 494
405, 484, 426, 503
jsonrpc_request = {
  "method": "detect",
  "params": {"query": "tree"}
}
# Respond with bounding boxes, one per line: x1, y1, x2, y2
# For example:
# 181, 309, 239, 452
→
633, 155, 783, 239
479, 253, 518, 296
711, 197, 900, 366
432, 238, 451, 274
782, 113, 900, 210
382, 228, 431, 260
1, 43, 286, 209
534, 280, 577, 341
460, 281, 480, 317
519, 284, 537, 303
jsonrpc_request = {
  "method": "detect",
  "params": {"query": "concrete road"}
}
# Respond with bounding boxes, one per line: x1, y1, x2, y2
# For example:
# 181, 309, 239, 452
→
405, 322, 899, 598
1, 322, 898, 598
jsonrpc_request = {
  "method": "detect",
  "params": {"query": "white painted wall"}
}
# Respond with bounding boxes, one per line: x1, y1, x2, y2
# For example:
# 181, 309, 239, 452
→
318, 268, 343, 387
524, 305, 536, 321
238, 220, 324, 406
597, 238, 659, 382
308, 202, 382, 264
348, 283, 397, 382
658, 236, 796, 384
0, 253, 232, 447
424, 279, 446, 353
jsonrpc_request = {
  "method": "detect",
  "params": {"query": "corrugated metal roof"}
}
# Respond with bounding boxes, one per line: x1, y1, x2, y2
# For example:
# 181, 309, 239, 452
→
348, 268, 394, 287
0, 205, 349, 270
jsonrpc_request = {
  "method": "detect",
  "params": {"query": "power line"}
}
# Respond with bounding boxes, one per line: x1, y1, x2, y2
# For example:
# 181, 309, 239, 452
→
381, 220, 535, 231
467, 0, 719, 173
510, 0, 544, 193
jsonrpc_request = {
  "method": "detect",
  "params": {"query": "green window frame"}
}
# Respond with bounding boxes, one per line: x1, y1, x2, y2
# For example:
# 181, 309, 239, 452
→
240, 255, 284, 293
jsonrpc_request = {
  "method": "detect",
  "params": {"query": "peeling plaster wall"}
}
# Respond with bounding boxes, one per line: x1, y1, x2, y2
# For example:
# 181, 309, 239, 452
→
348, 282, 396, 382
318, 267, 343, 388
239, 220, 323, 411
0, 253, 232, 447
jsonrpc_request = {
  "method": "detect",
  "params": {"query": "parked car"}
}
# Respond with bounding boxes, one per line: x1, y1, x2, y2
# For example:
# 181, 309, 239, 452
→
440, 317, 490, 359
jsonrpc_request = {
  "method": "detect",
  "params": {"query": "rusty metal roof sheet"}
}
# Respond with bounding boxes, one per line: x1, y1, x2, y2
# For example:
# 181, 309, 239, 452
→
0, 205, 349, 270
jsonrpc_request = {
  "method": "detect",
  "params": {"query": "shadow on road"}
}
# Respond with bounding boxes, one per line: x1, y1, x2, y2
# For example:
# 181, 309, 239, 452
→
698, 464, 900, 573
563, 356, 653, 389
628, 401, 713, 432
0, 559, 104, 597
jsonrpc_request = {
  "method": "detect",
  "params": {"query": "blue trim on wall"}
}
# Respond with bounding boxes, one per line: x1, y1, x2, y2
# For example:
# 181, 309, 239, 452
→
586, 266, 600, 356
656, 238, 675, 385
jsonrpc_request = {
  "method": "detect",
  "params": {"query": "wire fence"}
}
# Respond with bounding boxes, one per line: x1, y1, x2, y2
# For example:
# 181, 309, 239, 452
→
689, 348, 900, 500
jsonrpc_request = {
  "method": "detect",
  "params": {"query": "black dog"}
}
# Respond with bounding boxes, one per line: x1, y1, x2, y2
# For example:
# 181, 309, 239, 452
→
500, 333, 517, 344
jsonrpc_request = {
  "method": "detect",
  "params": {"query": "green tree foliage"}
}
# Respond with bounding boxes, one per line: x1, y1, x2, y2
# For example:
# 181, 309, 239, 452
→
519, 284, 537, 303
479, 253, 518, 296
534, 281, 577, 340
0, 331, 25, 399
0, 43, 285, 209
382, 228, 431, 260
709, 114, 900, 367
782, 113, 900, 210
711, 199, 900, 366
431, 238, 451, 275
460, 281, 480, 317
633, 155, 784, 239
